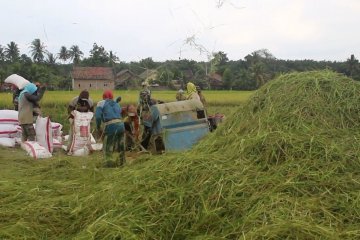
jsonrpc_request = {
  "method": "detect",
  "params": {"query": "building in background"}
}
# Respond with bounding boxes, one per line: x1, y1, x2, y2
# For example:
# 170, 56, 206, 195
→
115, 69, 142, 89
206, 73, 224, 90
71, 67, 115, 90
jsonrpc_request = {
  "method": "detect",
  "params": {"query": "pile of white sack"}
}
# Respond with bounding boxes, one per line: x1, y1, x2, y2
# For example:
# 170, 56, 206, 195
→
0, 109, 102, 159
0, 110, 21, 148
2, 74, 102, 159
0, 110, 61, 158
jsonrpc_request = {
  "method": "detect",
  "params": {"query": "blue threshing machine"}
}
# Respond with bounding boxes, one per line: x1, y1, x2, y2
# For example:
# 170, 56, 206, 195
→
148, 99, 209, 152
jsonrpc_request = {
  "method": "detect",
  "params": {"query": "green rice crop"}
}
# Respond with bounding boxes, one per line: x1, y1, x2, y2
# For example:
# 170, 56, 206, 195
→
0, 90, 253, 110
0, 90, 250, 133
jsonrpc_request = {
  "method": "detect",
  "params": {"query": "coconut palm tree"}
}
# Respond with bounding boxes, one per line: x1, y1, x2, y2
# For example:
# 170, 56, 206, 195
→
4, 41, 20, 62
45, 52, 57, 65
30, 38, 46, 63
69, 45, 83, 64
58, 46, 70, 63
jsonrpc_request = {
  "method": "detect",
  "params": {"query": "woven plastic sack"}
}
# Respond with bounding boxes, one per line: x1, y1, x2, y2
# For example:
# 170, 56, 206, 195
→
68, 111, 93, 155
35, 116, 53, 153
4, 74, 30, 90
0, 110, 19, 125
21, 141, 52, 159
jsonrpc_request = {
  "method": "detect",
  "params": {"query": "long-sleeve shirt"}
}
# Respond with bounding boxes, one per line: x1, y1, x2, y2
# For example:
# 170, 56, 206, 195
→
18, 93, 42, 124
95, 99, 122, 130
68, 96, 94, 118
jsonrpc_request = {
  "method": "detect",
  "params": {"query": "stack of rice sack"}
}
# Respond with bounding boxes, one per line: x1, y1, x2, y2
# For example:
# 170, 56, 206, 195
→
3, 74, 64, 159
21, 116, 53, 159
0, 109, 64, 159
0, 110, 21, 148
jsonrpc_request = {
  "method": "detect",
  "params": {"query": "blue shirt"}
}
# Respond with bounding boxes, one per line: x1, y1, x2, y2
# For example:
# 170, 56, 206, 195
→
95, 99, 122, 129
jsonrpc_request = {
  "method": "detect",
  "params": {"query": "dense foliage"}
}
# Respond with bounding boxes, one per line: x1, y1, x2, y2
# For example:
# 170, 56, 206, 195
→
1, 40, 359, 91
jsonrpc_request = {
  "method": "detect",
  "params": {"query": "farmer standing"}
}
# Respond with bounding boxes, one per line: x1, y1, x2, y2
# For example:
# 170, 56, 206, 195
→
186, 82, 200, 101
137, 82, 152, 149
96, 90, 125, 167
18, 83, 43, 141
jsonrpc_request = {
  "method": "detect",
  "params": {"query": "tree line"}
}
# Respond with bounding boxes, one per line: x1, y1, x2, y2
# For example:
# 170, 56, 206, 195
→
0, 39, 359, 90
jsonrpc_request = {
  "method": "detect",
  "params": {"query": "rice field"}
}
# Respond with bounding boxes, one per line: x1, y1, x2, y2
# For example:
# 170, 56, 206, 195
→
0, 90, 253, 108
0, 90, 252, 132
1, 71, 359, 239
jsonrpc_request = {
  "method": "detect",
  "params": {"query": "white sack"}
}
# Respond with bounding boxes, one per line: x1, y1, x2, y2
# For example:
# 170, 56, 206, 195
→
53, 139, 62, 149
64, 135, 69, 142
0, 124, 19, 138
35, 116, 53, 153
0, 110, 19, 125
0, 137, 16, 147
90, 133, 96, 144
4, 74, 30, 90
72, 147, 90, 156
51, 122, 63, 138
90, 143, 103, 151
68, 111, 93, 155
21, 141, 52, 159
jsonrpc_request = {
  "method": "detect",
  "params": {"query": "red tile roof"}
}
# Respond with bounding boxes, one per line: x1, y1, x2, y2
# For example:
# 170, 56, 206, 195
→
72, 67, 114, 80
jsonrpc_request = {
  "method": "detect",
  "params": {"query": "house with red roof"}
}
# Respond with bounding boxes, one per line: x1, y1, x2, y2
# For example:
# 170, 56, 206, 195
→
71, 67, 115, 90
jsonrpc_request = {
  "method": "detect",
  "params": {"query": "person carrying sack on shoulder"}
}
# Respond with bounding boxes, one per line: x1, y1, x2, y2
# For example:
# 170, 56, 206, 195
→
96, 90, 125, 167
18, 83, 45, 142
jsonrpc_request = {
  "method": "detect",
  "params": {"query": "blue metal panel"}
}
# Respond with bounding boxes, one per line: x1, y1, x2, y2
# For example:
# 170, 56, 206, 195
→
163, 122, 209, 151
159, 111, 197, 127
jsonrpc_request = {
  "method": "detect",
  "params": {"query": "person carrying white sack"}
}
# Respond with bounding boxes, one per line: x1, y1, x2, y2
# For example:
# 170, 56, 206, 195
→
18, 83, 45, 141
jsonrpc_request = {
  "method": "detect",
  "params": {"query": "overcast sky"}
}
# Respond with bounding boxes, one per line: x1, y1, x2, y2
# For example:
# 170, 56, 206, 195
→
1, 0, 359, 62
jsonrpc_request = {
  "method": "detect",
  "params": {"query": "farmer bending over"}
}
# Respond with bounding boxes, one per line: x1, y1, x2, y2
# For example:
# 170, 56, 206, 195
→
67, 90, 94, 152
116, 97, 139, 151
96, 90, 125, 167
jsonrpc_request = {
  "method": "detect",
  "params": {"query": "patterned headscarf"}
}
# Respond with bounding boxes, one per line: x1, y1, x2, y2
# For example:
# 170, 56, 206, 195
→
186, 82, 197, 95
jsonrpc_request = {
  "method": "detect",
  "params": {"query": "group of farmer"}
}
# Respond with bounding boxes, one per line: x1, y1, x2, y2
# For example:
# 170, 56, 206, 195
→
11, 79, 205, 168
